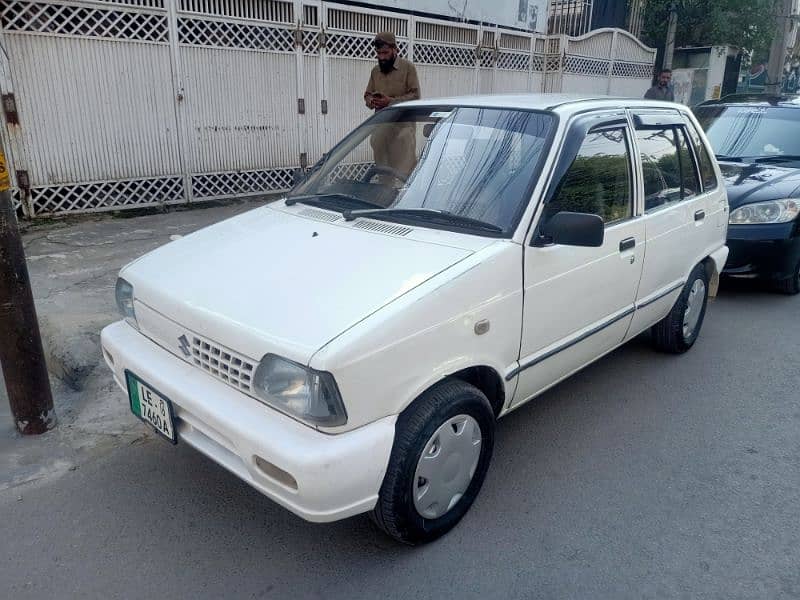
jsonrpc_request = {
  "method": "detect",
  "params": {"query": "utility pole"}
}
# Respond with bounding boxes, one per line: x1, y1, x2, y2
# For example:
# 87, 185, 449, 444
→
663, 1, 678, 70
0, 150, 56, 434
766, 0, 795, 95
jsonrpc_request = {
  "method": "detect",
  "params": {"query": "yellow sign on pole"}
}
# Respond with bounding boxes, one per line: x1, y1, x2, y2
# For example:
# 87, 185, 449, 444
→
0, 150, 10, 193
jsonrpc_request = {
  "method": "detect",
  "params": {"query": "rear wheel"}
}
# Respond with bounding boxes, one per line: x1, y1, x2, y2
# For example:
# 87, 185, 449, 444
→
774, 259, 800, 295
370, 379, 495, 545
651, 263, 709, 354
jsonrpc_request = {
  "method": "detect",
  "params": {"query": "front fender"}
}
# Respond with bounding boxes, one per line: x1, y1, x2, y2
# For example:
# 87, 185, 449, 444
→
309, 242, 524, 430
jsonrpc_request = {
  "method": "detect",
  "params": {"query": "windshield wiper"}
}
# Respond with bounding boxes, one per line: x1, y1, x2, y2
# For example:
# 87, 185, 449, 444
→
752, 154, 800, 163
342, 207, 504, 233
714, 154, 743, 162
285, 193, 383, 210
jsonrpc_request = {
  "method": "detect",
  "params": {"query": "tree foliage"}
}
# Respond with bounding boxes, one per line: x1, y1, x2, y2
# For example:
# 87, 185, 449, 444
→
641, 0, 778, 58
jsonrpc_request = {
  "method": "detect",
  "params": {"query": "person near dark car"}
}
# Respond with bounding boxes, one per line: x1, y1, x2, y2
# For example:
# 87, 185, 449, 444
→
645, 69, 675, 102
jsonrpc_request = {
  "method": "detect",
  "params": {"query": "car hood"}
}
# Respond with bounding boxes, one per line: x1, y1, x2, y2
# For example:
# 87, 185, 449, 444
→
121, 204, 480, 365
719, 161, 800, 210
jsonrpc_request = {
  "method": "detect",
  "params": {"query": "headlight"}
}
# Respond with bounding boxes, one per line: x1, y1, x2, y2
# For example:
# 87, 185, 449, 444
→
115, 277, 138, 328
729, 199, 800, 224
252, 355, 347, 427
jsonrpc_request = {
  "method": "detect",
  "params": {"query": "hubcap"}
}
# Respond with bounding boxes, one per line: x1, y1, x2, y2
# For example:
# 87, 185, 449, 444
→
682, 278, 706, 340
413, 414, 482, 520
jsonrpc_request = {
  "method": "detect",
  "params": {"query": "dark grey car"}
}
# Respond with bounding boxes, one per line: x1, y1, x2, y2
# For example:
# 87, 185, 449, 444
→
694, 94, 800, 294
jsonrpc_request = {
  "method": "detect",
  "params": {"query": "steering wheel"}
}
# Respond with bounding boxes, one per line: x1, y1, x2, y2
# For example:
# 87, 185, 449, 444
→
361, 164, 408, 184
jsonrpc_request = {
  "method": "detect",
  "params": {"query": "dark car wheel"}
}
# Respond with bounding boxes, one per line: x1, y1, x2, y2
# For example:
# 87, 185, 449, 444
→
774, 259, 800, 295
370, 379, 495, 545
651, 262, 709, 354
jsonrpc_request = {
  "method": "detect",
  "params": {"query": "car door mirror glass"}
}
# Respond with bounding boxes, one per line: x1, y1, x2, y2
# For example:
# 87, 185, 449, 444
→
538, 211, 604, 247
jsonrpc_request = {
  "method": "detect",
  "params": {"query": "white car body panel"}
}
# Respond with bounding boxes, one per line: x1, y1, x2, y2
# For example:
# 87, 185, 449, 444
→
310, 241, 523, 428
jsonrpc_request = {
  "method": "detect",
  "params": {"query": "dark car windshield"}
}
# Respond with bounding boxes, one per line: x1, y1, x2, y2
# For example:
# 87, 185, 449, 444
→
290, 106, 555, 236
694, 105, 800, 161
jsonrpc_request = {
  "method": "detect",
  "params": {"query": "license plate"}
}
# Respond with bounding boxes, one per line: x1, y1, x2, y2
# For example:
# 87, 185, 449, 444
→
126, 371, 177, 444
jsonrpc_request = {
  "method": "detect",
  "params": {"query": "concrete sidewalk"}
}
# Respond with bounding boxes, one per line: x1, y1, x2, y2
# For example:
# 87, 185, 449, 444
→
1, 199, 271, 491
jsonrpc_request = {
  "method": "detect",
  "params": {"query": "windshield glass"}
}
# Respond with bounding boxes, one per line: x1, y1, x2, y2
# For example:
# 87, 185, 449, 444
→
694, 105, 800, 160
290, 106, 556, 235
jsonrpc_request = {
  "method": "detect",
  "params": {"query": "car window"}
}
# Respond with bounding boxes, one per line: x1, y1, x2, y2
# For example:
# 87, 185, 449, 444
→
677, 127, 701, 199
635, 127, 682, 212
543, 127, 633, 225
693, 105, 800, 160
293, 106, 555, 236
685, 122, 719, 191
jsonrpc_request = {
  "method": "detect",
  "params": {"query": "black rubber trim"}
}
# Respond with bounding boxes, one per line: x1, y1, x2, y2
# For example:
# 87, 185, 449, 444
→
506, 306, 635, 381
635, 280, 686, 310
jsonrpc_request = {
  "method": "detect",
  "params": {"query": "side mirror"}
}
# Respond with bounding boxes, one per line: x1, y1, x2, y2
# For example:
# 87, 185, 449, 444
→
538, 211, 604, 247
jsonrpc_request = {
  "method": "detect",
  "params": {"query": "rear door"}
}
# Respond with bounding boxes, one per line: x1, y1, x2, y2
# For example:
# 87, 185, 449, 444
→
627, 111, 708, 337
684, 115, 729, 245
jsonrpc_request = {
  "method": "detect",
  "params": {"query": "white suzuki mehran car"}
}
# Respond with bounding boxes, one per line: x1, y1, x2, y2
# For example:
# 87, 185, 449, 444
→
102, 95, 728, 544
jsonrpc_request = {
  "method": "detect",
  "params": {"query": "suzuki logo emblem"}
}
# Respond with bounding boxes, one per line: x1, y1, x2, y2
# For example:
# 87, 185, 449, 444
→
178, 335, 191, 357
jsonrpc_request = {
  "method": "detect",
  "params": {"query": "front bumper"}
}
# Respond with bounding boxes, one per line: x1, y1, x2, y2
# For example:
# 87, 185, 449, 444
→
724, 223, 800, 279
100, 320, 396, 523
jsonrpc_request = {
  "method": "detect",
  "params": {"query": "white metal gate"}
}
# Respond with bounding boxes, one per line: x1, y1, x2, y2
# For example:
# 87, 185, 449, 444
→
559, 28, 656, 96
0, 0, 656, 217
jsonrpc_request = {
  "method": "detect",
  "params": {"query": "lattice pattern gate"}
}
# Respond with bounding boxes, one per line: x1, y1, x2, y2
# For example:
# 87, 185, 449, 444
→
0, 0, 655, 217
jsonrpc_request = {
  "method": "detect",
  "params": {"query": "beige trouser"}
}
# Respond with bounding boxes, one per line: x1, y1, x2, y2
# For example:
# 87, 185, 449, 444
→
369, 124, 417, 177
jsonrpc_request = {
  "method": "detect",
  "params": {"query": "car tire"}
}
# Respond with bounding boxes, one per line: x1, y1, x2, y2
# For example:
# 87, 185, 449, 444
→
774, 259, 800, 295
370, 379, 495, 545
651, 262, 709, 354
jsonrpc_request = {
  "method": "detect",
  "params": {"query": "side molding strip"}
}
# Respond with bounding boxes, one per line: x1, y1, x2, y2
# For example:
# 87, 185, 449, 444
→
506, 280, 688, 382
506, 306, 635, 381
635, 280, 685, 310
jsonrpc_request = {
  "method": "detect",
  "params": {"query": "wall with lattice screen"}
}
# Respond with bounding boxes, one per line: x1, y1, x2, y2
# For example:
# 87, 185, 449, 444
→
0, 0, 655, 217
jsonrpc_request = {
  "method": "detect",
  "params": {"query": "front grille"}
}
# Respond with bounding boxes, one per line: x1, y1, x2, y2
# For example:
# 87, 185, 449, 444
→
190, 336, 256, 392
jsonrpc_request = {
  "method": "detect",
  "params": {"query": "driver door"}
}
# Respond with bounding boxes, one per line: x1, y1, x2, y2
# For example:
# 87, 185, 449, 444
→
512, 113, 645, 407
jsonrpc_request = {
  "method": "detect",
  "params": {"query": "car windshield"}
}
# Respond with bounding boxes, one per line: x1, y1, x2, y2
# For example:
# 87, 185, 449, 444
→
694, 105, 800, 162
289, 106, 555, 236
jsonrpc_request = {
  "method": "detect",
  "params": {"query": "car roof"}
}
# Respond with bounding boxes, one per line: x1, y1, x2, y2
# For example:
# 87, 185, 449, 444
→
697, 93, 800, 108
399, 93, 686, 115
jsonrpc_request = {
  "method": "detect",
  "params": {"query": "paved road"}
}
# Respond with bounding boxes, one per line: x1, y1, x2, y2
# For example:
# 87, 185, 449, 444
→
2, 279, 799, 599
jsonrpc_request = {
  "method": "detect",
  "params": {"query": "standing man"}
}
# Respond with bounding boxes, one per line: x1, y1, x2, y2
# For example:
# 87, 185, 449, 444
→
364, 32, 421, 181
364, 32, 421, 110
645, 69, 675, 101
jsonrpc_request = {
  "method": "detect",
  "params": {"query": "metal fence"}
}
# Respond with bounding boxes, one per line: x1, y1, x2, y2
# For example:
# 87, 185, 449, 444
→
0, 0, 656, 217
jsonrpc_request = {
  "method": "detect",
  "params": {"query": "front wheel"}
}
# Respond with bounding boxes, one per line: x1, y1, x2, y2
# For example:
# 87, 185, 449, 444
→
774, 259, 800, 295
651, 262, 709, 354
370, 379, 495, 545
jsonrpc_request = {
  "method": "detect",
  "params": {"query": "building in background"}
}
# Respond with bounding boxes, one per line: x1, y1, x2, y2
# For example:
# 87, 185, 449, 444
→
356, 0, 549, 32
626, 0, 646, 38
672, 46, 742, 105
548, 0, 592, 35
548, 0, 646, 38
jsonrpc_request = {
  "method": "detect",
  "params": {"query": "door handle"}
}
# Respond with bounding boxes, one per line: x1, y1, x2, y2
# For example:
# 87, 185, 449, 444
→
619, 237, 635, 252
694, 209, 705, 222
